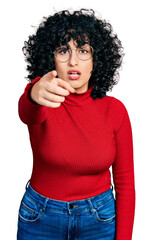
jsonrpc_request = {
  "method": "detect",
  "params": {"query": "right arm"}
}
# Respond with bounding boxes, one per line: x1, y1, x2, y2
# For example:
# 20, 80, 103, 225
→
18, 70, 75, 125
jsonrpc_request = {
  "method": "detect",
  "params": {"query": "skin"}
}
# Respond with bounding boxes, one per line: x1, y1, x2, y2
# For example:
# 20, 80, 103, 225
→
30, 38, 93, 108
54, 38, 93, 93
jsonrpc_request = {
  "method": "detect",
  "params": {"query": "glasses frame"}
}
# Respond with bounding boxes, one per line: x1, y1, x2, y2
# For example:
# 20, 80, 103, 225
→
54, 44, 94, 62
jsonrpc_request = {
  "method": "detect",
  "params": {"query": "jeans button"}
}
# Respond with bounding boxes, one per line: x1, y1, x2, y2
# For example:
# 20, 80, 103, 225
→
69, 204, 74, 209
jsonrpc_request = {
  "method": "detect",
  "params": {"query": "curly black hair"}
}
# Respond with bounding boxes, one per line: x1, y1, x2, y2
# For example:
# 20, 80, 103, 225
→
22, 8, 124, 99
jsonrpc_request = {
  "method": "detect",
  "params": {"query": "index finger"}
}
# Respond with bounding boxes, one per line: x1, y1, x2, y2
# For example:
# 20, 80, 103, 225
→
44, 70, 57, 81
55, 78, 76, 93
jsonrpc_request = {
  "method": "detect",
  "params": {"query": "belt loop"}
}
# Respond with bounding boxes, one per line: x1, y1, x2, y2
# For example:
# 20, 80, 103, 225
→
86, 198, 96, 215
41, 198, 49, 214
25, 179, 30, 190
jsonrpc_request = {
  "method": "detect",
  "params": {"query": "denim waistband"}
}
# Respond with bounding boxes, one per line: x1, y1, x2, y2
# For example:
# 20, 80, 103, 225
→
25, 180, 114, 214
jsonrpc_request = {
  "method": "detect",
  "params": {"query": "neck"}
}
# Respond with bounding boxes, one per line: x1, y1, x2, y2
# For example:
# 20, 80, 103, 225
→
74, 80, 93, 94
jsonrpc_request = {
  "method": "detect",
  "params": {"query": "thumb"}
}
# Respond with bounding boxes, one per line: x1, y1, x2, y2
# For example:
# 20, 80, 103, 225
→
45, 70, 57, 82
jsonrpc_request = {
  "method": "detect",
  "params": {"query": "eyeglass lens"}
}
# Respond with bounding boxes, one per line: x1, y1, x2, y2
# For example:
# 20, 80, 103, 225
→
54, 44, 93, 62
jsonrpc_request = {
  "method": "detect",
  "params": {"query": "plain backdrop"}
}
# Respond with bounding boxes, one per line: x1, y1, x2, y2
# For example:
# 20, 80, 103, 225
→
1, 0, 152, 239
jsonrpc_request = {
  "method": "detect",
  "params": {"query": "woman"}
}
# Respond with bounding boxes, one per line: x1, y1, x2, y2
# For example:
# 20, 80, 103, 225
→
17, 9, 135, 240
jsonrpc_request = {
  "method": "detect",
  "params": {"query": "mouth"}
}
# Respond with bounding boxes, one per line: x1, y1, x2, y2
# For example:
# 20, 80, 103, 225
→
68, 70, 81, 80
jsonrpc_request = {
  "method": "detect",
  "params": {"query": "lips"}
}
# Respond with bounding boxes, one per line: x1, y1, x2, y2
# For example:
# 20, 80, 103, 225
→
68, 70, 81, 80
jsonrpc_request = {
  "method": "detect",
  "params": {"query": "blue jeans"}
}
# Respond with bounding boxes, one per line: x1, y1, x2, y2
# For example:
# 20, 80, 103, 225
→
17, 180, 116, 240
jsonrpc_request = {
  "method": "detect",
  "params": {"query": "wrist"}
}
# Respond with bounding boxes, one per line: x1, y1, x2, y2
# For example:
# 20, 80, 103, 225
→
24, 77, 41, 104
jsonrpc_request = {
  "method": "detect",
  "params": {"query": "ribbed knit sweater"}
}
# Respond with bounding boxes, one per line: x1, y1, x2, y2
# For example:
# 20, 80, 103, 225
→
18, 77, 135, 240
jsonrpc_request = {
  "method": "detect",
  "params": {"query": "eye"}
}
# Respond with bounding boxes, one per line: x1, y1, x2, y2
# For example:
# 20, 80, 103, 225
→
79, 49, 88, 54
58, 48, 69, 55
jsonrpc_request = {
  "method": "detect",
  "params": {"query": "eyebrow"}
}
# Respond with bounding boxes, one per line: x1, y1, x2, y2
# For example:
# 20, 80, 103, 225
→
60, 42, 90, 48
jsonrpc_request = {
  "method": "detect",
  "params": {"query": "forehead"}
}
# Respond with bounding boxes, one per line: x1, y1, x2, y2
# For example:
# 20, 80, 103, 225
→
56, 29, 90, 48
61, 38, 89, 48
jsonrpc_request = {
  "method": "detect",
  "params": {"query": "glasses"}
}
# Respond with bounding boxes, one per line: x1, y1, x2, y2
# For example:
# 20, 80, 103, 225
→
54, 44, 94, 62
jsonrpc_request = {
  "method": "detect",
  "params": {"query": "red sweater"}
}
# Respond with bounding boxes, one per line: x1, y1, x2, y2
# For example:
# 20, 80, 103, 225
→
18, 77, 135, 240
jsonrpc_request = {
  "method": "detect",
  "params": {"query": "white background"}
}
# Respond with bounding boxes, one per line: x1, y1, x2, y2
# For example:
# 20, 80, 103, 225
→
1, 0, 152, 239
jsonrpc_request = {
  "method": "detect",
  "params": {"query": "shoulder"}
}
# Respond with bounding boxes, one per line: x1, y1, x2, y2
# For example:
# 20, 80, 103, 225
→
105, 95, 128, 114
104, 96, 130, 133
105, 95, 125, 106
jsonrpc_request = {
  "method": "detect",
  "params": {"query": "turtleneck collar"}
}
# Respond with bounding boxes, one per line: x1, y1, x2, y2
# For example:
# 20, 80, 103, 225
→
64, 85, 93, 106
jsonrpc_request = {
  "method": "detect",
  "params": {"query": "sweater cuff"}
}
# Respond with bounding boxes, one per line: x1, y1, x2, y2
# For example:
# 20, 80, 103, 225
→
24, 77, 41, 105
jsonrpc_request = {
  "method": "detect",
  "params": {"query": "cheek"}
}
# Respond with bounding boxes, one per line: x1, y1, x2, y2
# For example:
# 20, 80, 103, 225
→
86, 60, 93, 75
55, 62, 66, 76
55, 61, 60, 72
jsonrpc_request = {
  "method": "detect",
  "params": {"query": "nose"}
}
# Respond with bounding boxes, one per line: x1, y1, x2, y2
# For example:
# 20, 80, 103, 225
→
68, 49, 78, 66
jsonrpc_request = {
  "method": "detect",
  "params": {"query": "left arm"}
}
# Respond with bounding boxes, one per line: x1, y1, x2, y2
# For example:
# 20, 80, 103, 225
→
112, 102, 136, 240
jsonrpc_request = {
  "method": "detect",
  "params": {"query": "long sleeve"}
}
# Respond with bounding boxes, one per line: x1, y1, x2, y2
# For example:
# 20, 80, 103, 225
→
18, 77, 47, 125
18, 81, 136, 237
112, 102, 136, 240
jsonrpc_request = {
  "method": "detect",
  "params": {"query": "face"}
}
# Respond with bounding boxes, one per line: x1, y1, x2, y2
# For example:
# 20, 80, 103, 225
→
54, 38, 93, 93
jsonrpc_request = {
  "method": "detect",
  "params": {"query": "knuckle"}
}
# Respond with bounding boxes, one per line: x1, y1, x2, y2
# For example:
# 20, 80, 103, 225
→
37, 96, 42, 104
50, 84, 56, 93
50, 102, 61, 108
66, 82, 71, 87
38, 89, 43, 96
54, 96, 64, 103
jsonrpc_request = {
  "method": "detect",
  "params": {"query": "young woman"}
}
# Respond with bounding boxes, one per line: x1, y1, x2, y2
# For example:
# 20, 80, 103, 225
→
17, 9, 135, 240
